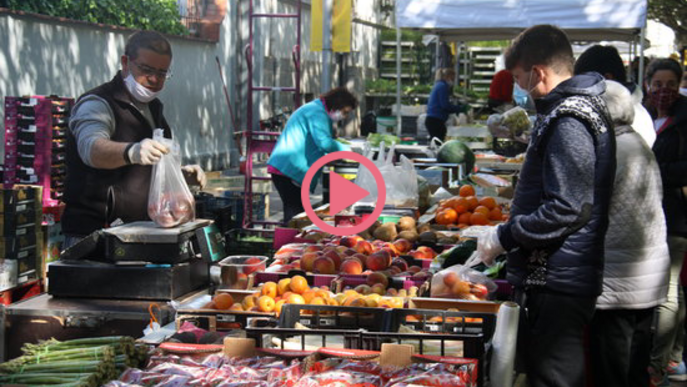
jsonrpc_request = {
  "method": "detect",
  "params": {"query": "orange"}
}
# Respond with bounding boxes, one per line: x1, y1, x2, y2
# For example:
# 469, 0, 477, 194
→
310, 297, 326, 305
326, 297, 339, 306
489, 207, 503, 221
213, 293, 234, 310
453, 197, 469, 214
261, 282, 278, 299
436, 208, 458, 225
287, 294, 306, 304
289, 275, 309, 294
458, 212, 472, 225
479, 196, 497, 210
459, 185, 476, 197
241, 295, 257, 310
277, 278, 291, 296
274, 299, 286, 315
474, 206, 490, 216
465, 196, 479, 211
314, 289, 330, 299
469, 212, 489, 226
257, 295, 276, 312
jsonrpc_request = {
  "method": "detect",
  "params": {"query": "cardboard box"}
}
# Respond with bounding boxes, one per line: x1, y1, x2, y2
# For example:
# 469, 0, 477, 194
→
0, 185, 40, 213
0, 209, 42, 235
0, 231, 41, 257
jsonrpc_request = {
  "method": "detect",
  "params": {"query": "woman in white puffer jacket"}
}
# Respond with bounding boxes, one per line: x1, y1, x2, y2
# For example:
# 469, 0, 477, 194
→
588, 79, 671, 387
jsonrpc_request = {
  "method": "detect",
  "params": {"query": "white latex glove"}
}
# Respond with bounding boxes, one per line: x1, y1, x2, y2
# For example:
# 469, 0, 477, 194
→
465, 226, 505, 267
182, 164, 207, 189
129, 138, 169, 165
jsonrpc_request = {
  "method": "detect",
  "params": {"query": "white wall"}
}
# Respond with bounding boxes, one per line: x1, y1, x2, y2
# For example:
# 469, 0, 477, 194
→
0, 1, 382, 170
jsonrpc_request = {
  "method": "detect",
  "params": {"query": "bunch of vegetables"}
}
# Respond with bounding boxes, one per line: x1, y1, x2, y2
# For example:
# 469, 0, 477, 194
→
367, 133, 400, 147
0, 336, 147, 387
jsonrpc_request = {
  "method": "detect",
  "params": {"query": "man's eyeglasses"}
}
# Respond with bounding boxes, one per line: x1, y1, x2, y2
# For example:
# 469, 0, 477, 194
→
128, 57, 173, 80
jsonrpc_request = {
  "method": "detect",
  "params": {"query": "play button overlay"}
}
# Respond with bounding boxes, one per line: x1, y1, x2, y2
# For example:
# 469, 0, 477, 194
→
301, 150, 386, 236
329, 172, 370, 216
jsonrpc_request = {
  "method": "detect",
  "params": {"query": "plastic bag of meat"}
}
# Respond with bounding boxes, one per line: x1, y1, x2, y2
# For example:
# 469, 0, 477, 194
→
147, 129, 195, 228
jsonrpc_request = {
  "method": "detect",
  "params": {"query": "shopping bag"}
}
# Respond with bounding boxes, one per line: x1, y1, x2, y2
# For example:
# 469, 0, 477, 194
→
355, 142, 419, 207
430, 264, 497, 301
147, 129, 196, 227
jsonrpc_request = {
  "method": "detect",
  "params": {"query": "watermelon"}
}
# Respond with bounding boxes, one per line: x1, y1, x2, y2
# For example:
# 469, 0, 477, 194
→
436, 140, 475, 173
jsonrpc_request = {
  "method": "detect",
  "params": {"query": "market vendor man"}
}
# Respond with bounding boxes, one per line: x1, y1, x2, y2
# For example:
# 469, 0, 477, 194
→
63, 31, 206, 246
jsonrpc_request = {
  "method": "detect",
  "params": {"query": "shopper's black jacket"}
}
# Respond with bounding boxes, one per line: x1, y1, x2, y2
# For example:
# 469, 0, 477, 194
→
498, 73, 616, 296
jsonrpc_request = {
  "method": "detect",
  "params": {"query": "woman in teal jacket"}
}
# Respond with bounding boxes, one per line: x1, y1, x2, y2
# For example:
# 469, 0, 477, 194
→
268, 87, 358, 223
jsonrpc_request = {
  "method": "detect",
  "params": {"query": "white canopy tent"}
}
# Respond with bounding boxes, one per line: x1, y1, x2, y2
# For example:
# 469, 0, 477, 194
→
395, 0, 648, 42
391, 0, 649, 135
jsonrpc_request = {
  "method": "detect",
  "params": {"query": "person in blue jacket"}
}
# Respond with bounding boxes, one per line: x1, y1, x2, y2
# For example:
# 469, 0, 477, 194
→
268, 87, 357, 223
425, 68, 468, 141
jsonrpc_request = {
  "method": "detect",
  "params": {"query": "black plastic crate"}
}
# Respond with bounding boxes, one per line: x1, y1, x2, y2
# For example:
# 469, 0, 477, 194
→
493, 138, 527, 158
279, 303, 391, 332
224, 228, 274, 257
389, 308, 496, 338
245, 326, 363, 351
195, 193, 234, 234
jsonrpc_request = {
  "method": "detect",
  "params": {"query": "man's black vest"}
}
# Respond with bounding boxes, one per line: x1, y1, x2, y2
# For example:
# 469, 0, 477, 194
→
63, 72, 172, 236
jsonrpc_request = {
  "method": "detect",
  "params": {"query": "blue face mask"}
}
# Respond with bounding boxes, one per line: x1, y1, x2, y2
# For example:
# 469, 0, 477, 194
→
513, 82, 530, 108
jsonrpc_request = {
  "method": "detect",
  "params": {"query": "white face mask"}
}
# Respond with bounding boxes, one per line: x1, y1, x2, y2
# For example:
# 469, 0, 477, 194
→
123, 73, 160, 103
328, 110, 345, 122
680, 87, 687, 97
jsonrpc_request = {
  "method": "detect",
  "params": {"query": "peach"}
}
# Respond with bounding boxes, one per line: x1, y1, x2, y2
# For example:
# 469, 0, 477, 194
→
388, 266, 402, 275
243, 257, 264, 275
303, 245, 323, 254
391, 258, 409, 272
393, 239, 413, 254
413, 271, 431, 280
355, 284, 372, 295
367, 250, 391, 271
443, 272, 458, 288
408, 266, 422, 274
300, 252, 319, 272
287, 294, 306, 304
342, 248, 358, 257
257, 296, 276, 312
310, 297, 327, 305
371, 283, 386, 295
313, 256, 336, 274
367, 272, 389, 288
416, 246, 437, 259
340, 259, 363, 275
354, 240, 374, 255
229, 304, 244, 311
382, 243, 400, 257
340, 235, 363, 248
274, 299, 286, 315
336, 246, 348, 254
323, 250, 343, 270
386, 288, 399, 297
261, 281, 278, 298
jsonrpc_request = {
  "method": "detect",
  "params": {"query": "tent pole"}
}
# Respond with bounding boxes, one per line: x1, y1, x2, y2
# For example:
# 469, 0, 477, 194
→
638, 25, 646, 88
396, 25, 402, 137
435, 34, 441, 71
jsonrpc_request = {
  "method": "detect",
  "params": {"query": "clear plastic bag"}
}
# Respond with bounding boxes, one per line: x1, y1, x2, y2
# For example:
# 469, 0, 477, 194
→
430, 264, 497, 301
147, 129, 196, 228
488, 106, 532, 140
355, 142, 419, 207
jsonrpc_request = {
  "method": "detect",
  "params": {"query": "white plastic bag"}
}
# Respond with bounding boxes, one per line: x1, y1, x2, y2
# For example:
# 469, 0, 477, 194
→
430, 264, 497, 301
355, 142, 419, 207
147, 129, 195, 228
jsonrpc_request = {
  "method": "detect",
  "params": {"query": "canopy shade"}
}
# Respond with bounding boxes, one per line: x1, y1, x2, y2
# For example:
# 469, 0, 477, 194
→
395, 0, 648, 42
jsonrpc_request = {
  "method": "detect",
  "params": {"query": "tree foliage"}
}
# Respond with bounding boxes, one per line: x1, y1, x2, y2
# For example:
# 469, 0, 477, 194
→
648, 0, 687, 45
5, 0, 188, 35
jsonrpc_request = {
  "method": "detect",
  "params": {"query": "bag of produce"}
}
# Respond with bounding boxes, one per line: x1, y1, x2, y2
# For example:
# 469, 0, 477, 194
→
430, 264, 497, 301
147, 129, 195, 227
487, 106, 532, 142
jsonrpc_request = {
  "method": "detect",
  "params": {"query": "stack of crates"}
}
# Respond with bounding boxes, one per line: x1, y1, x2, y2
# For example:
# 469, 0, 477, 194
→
4, 96, 73, 206
0, 185, 44, 290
